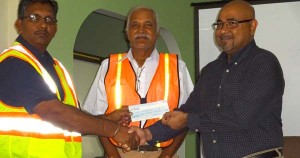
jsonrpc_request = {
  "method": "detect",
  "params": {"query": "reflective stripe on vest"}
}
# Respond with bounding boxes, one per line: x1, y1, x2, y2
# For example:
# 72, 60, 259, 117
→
0, 42, 81, 158
53, 59, 78, 107
105, 53, 180, 147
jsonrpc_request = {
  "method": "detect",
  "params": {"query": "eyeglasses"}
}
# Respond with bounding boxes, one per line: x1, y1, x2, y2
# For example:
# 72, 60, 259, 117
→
212, 19, 253, 30
22, 14, 57, 25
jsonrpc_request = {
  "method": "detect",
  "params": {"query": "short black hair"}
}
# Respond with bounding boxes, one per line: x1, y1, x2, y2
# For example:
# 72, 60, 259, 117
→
18, 0, 58, 19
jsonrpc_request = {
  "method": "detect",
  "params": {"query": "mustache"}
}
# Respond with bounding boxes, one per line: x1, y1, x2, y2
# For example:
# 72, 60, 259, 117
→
134, 33, 150, 39
219, 35, 233, 40
219, 32, 233, 40
34, 30, 49, 36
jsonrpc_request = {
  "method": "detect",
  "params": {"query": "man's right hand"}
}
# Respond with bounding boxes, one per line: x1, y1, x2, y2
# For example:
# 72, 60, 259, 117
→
162, 111, 188, 130
112, 125, 140, 151
128, 126, 152, 145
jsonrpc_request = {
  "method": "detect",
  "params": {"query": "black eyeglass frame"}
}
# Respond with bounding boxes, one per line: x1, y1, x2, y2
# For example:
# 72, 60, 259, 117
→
22, 14, 58, 25
212, 19, 253, 30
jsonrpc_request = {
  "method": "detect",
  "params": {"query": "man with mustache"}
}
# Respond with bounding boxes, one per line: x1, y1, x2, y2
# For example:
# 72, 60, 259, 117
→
0, 0, 141, 157
83, 6, 193, 158
132, 0, 285, 158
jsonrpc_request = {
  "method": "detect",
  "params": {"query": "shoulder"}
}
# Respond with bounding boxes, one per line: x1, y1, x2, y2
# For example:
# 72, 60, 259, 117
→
177, 59, 191, 73
1, 56, 37, 73
101, 58, 109, 65
0, 57, 56, 111
251, 46, 281, 65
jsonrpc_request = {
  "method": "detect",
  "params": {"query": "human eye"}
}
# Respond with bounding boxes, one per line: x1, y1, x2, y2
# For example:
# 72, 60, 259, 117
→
227, 20, 238, 27
29, 14, 40, 23
213, 22, 223, 29
216, 22, 223, 27
131, 22, 139, 29
144, 22, 153, 28
45, 17, 57, 24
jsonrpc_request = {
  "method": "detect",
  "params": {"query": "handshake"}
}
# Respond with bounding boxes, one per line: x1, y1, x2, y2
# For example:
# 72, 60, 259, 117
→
102, 106, 152, 151
102, 106, 188, 151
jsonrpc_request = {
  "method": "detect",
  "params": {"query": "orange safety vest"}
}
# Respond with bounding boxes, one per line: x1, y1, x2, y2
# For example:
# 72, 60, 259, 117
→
105, 53, 180, 147
0, 42, 82, 158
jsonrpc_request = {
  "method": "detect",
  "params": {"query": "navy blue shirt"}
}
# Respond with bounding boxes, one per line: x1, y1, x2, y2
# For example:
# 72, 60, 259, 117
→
149, 40, 285, 157
0, 35, 64, 113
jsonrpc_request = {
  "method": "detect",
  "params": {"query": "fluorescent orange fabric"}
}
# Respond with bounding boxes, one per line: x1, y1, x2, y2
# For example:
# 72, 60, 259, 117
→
105, 53, 180, 147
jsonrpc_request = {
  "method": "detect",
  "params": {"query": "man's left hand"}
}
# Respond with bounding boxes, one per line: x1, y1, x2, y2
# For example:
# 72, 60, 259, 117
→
103, 106, 131, 126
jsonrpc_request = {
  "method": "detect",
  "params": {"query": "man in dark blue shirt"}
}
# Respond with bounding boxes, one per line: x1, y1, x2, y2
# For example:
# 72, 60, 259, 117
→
133, 0, 285, 157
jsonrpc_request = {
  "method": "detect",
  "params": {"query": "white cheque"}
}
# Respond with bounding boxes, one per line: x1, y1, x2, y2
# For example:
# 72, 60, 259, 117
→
129, 100, 170, 122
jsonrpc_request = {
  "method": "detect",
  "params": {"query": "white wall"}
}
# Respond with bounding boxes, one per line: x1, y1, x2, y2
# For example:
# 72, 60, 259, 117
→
0, 0, 18, 52
0, 0, 8, 51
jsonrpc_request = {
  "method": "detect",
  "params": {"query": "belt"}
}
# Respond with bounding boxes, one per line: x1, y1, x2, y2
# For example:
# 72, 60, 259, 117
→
249, 148, 283, 158
137, 145, 158, 152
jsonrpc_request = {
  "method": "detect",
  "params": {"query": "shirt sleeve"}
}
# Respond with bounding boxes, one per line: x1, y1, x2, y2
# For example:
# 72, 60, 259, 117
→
147, 120, 187, 145
0, 58, 57, 113
178, 59, 194, 107
82, 59, 109, 115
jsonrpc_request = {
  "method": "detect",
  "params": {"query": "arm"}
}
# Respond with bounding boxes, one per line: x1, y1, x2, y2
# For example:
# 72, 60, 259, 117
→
147, 121, 187, 145
97, 106, 131, 158
99, 137, 121, 158
33, 99, 139, 150
96, 106, 132, 158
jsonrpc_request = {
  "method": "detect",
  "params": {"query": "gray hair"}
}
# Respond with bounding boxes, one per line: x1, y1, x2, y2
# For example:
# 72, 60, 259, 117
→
125, 6, 160, 34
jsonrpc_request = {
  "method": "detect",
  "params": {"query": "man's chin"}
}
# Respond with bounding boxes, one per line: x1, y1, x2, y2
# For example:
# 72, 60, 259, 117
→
36, 37, 51, 44
132, 43, 150, 49
220, 43, 234, 52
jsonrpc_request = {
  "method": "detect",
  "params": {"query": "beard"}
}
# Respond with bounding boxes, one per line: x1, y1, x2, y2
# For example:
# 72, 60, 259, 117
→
218, 34, 234, 53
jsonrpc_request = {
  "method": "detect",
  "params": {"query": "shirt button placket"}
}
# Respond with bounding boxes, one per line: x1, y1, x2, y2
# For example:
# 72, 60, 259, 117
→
212, 129, 217, 143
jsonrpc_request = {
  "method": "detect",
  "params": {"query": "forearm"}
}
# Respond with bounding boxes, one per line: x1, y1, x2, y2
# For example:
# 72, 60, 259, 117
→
99, 137, 120, 158
33, 99, 119, 137
147, 121, 186, 145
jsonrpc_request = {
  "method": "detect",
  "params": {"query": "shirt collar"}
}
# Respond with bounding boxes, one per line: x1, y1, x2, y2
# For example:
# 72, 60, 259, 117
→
218, 40, 256, 65
118, 48, 159, 65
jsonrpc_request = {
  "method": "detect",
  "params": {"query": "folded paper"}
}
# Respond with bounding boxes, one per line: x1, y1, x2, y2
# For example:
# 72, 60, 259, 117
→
129, 100, 170, 122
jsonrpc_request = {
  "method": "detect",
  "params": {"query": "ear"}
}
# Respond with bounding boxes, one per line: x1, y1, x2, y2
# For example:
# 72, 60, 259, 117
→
156, 29, 160, 37
250, 19, 258, 36
15, 19, 22, 34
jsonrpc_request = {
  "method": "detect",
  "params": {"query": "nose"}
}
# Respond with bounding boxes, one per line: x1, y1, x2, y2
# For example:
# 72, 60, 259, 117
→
137, 25, 145, 33
38, 20, 47, 29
